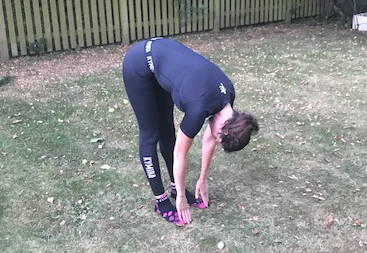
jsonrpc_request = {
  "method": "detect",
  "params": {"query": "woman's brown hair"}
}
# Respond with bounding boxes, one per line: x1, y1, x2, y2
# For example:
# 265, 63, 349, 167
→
220, 111, 259, 152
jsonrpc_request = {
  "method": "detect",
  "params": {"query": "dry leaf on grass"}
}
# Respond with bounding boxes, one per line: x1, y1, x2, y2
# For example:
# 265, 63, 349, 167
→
217, 241, 225, 250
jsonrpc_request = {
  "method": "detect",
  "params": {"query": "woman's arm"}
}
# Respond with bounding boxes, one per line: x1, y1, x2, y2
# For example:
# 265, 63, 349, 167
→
173, 128, 193, 224
195, 124, 218, 207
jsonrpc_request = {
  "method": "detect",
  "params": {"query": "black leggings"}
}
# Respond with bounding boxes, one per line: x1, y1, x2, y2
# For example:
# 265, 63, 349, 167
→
122, 40, 176, 196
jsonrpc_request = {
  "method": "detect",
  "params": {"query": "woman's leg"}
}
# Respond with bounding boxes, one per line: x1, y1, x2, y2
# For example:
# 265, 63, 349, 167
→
122, 44, 183, 225
156, 86, 176, 184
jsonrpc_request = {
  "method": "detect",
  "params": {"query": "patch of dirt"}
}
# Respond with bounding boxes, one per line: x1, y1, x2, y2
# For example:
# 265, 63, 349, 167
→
0, 45, 127, 98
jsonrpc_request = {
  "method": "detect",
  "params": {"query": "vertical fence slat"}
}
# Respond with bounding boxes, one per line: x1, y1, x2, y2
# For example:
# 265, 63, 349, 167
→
83, 0, 92, 46
148, 0, 156, 36
106, 0, 114, 43
239, 0, 245, 25
220, 0, 224, 28
209, 0, 214, 30
225, 0, 229, 27
300, 0, 304, 17
14, 0, 27, 55
90, 0, 100, 45
99, 0, 108, 44
180, 0, 186, 33
32, 0, 43, 40
162, 0, 168, 35
58, 0, 69, 50
156, 0, 162, 36
250, 0, 255, 24
4, 0, 17, 56
0, 0, 9, 60
260, 0, 265, 23
186, 0, 192, 33
24, 0, 35, 44
192, 0, 197, 31
174, 0, 180, 34
113, 0, 122, 42
283, 0, 288, 21
135, 0, 143, 39
274, 0, 280, 21
204, 0, 209, 30
198, 0, 204, 31
268, 0, 271, 22
142, 0, 149, 37
75, 0, 85, 46
276, 0, 280, 20
269, 0, 274, 22
245, 0, 250, 24
50, 0, 61, 51
230, 0, 235, 26
235, 0, 240, 27
167, 0, 174, 34
41, 0, 53, 51
315, 0, 320, 15
66, 0, 77, 48
120, 0, 130, 44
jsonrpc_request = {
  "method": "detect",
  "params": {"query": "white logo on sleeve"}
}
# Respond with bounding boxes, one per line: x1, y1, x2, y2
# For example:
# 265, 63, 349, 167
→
219, 83, 227, 94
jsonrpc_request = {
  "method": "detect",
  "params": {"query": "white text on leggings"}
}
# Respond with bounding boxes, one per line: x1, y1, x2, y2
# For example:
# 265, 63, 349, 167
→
143, 157, 156, 178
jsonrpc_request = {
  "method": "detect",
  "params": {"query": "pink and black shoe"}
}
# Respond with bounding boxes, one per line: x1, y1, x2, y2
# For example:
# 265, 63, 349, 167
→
155, 193, 185, 226
171, 188, 207, 209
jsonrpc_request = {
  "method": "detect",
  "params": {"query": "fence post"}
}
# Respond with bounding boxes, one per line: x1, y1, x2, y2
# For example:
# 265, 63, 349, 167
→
285, 0, 293, 23
213, 0, 220, 32
0, 0, 9, 60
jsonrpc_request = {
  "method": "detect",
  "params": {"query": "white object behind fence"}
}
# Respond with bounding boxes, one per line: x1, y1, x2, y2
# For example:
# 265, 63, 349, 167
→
353, 13, 367, 31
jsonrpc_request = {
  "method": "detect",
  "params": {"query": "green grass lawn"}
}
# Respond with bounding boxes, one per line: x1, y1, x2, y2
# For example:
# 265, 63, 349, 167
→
1, 22, 366, 252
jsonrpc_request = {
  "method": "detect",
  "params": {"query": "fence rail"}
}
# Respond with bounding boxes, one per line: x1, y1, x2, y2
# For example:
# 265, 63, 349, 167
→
0, 0, 329, 60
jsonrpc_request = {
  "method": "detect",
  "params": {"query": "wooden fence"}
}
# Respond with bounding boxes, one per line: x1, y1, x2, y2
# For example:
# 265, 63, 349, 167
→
0, 0, 329, 60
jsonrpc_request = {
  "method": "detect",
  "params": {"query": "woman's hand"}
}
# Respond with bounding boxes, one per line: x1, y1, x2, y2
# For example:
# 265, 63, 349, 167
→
176, 195, 192, 224
195, 178, 209, 208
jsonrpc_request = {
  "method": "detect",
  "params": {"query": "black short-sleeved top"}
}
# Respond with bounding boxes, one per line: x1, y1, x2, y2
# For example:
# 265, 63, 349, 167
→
150, 38, 235, 138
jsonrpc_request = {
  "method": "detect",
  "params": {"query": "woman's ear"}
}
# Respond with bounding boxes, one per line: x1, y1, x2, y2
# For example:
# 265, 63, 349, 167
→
221, 128, 229, 135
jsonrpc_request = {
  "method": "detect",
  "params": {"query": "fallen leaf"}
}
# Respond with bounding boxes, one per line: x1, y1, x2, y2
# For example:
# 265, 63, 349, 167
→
90, 137, 104, 143
12, 119, 23, 124
249, 216, 259, 222
47, 197, 55, 204
323, 216, 336, 228
353, 219, 362, 226
100, 164, 111, 170
312, 195, 325, 201
217, 241, 225, 250
275, 133, 285, 139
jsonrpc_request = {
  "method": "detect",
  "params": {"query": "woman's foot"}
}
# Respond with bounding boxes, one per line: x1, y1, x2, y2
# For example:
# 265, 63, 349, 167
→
171, 186, 207, 209
155, 193, 185, 226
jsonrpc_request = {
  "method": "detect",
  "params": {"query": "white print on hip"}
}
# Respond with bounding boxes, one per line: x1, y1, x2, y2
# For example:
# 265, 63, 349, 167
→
143, 156, 156, 178
219, 83, 227, 94
147, 56, 154, 72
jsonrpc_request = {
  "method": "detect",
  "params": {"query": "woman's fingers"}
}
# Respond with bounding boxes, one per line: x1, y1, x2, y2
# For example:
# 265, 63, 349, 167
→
181, 209, 192, 223
201, 192, 209, 207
